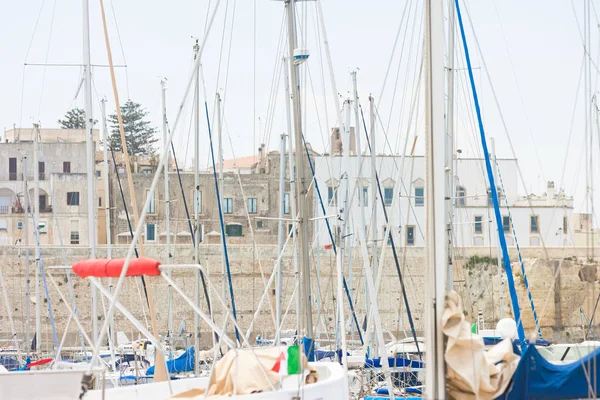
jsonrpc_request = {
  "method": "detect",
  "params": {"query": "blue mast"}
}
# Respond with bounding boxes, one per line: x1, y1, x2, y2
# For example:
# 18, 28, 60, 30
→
454, 0, 526, 349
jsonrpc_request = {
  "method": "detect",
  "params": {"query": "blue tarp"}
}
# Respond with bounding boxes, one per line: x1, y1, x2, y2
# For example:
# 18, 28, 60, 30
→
499, 344, 600, 399
146, 347, 194, 375
364, 357, 424, 369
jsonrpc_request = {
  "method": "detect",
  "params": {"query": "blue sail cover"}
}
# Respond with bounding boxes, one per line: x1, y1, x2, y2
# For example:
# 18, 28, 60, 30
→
146, 346, 194, 375
500, 344, 600, 399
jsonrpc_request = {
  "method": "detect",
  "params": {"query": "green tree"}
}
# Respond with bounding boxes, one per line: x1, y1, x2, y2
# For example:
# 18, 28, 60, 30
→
58, 107, 86, 129
108, 100, 158, 156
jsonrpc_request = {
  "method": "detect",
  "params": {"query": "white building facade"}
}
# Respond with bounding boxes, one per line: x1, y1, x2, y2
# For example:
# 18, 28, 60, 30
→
312, 155, 574, 249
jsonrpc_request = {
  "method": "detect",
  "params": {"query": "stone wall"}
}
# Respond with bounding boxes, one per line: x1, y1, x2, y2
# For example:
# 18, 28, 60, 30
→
0, 245, 597, 351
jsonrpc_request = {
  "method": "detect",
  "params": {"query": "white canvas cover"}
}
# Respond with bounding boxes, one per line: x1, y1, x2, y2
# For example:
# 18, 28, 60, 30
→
443, 291, 520, 400
169, 347, 313, 398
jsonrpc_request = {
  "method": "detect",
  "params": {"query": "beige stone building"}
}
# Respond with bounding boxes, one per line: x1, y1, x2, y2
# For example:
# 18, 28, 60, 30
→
0, 128, 98, 247
109, 145, 318, 247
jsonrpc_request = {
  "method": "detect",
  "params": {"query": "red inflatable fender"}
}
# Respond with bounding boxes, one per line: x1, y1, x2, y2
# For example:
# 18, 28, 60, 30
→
73, 257, 161, 278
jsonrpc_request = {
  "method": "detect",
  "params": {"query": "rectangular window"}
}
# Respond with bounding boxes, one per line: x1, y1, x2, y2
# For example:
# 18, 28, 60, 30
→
9, 158, 17, 181
456, 186, 466, 206
502, 216, 510, 232
414, 187, 424, 206
70, 219, 79, 245
288, 224, 295, 237
362, 187, 369, 207
530, 215, 539, 234
406, 225, 415, 246
257, 220, 263, 229
247, 198, 257, 214
563, 216, 568, 234
225, 224, 243, 237
96, 170, 101, 178
38, 162, 45, 180
67, 192, 80, 206
146, 190, 155, 214
284, 193, 290, 214
327, 187, 337, 206
384, 188, 393, 206
194, 190, 202, 214
98, 197, 102, 208
0, 219, 7, 231
39, 195, 47, 211
224, 198, 233, 214
474, 216, 483, 234
146, 223, 156, 241
63, 161, 71, 173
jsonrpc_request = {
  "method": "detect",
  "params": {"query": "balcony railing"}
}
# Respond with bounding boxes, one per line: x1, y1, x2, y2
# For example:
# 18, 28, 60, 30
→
0, 206, 8, 214
10, 205, 52, 213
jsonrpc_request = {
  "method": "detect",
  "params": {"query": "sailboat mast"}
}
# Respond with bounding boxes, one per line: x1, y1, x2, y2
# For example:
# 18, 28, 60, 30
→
445, 0, 455, 291
33, 123, 41, 356
217, 92, 227, 309
276, 133, 287, 344
23, 155, 30, 357
161, 79, 173, 340
285, 0, 313, 337
100, 97, 116, 366
283, 55, 301, 333
82, 0, 98, 345
424, 0, 446, 397
193, 41, 201, 376
369, 94, 378, 353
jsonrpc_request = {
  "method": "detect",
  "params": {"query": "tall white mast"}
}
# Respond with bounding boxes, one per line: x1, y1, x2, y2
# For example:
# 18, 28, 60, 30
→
338, 98, 352, 346
445, 0, 455, 291
276, 133, 287, 344
216, 92, 227, 310
23, 155, 31, 357
283, 55, 300, 333
192, 41, 201, 376
369, 94, 378, 353
100, 97, 116, 365
351, 71, 368, 338
424, 0, 446, 397
160, 79, 173, 340
285, 0, 313, 337
82, 0, 98, 344
33, 123, 41, 356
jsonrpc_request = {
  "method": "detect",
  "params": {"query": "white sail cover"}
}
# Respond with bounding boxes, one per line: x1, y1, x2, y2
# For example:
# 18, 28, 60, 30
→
169, 347, 313, 398
443, 291, 519, 400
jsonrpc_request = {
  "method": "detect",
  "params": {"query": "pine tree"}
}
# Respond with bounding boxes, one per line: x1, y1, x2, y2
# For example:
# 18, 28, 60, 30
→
58, 108, 86, 129
108, 100, 158, 156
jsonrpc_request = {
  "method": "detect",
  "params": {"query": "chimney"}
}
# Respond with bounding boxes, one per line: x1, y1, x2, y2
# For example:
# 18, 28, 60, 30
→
547, 181, 555, 202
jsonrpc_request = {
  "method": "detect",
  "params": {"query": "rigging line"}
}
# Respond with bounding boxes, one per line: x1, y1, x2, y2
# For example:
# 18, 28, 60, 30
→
168, 128, 214, 318
24, 0, 47, 62
221, 119, 277, 332
455, 0, 526, 350
35, 0, 57, 121
385, 0, 421, 137
491, 0, 546, 184
496, 163, 543, 339
462, 1, 553, 258
24, 190, 59, 351
570, 0, 600, 77
108, 0, 130, 99
312, 4, 329, 143
359, 105, 422, 361
260, 11, 286, 147
302, 134, 364, 346
392, 4, 424, 154
374, 106, 425, 239
377, 0, 413, 105
215, 0, 238, 134
107, 145, 151, 310
204, 100, 240, 344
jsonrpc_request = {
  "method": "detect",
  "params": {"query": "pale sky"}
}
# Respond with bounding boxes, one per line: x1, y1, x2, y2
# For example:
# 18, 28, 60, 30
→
0, 1, 593, 211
